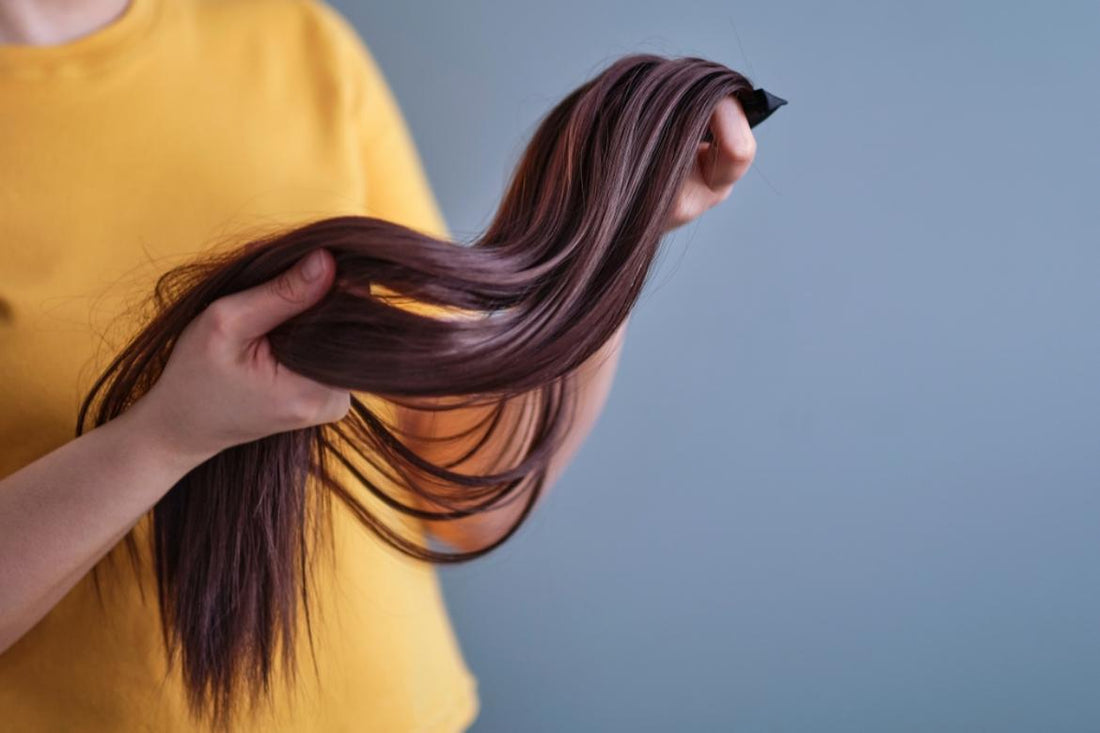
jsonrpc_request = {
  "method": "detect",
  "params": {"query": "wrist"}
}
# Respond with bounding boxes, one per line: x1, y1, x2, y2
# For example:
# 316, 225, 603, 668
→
112, 398, 217, 476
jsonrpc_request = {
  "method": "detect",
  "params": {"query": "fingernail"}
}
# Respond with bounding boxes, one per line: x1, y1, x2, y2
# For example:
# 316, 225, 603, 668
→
302, 250, 326, 281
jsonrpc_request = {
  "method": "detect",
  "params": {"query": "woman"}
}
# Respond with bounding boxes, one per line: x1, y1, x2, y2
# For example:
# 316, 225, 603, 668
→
0, 0, 757, 729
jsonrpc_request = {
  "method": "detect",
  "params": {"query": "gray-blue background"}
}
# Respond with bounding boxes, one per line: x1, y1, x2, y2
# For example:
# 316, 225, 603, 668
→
333, 1, 1100, 730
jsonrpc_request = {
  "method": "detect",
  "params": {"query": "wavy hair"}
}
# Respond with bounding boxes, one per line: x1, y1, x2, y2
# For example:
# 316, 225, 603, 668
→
76, 53, 784, 728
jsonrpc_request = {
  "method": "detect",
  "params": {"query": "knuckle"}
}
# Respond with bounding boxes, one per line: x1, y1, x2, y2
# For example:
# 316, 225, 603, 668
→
719, 130, 756, 167
202, 301, 236, 338
283, 391, 326, 425
328, 391, 352, 422
672, 198, 693, 226
283, 389, 350, 426
737, 132, 758, 164
284, 394, 320, 424
271, 272, 304, 305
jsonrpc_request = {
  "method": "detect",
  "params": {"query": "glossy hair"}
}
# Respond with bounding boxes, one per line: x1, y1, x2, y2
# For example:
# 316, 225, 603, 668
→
77, 53, 778, 728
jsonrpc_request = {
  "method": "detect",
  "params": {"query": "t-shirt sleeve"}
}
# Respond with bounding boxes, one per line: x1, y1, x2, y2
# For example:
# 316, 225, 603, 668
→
307, 0, 450, 240
305, 0, 456, 324
297, 2, 457, 539
354, 47, 450, 239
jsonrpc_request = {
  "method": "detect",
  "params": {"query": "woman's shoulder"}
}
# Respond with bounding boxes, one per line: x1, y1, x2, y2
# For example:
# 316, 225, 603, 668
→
181, 0, 382, 112
188, 0, 368, 62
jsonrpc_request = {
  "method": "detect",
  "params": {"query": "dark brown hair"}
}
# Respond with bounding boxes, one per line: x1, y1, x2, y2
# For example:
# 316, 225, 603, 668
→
76, 53, 777, 728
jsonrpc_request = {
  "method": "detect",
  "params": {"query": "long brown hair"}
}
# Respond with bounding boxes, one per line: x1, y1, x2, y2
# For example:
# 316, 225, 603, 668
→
76, 53, 782, 728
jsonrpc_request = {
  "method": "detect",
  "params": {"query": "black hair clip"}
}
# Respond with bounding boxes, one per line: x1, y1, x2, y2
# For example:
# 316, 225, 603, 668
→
737, 88, 788, 129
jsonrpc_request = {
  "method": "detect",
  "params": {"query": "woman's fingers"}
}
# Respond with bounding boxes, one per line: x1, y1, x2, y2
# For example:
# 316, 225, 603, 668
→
701, 95, 757, 192
664, 95, 758, 231
208, 248, 336, 342
279, 378, 352, 425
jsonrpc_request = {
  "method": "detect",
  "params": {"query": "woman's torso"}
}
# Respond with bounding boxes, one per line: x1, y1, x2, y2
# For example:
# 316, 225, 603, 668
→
0, 0, 478, 729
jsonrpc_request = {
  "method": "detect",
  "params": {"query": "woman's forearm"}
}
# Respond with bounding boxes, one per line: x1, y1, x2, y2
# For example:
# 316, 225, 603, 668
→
0, 402, 207, 654
407, 315, 629, 553
0, 250, 347, 655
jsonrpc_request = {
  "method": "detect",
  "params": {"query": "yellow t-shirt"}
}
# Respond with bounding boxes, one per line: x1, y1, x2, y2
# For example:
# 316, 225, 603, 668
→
0, 0, 480, 729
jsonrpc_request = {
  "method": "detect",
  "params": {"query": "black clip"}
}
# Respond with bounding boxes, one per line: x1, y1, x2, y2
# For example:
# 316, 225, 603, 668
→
737, 88, 788, 129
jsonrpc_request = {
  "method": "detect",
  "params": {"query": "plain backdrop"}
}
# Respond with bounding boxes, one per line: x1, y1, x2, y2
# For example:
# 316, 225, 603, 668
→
331, 1, 1100, 731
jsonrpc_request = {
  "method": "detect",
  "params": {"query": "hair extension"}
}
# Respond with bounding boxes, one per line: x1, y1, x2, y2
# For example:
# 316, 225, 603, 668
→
75, 54, 784, 728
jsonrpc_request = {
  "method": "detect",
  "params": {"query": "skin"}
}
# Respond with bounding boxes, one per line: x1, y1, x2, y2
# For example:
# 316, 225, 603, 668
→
0, 0, 757, 652
401, 95, 757, 552
0, 0, 129, 44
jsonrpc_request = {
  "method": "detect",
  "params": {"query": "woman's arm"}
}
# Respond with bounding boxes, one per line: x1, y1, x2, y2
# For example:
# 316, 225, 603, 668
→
0, 404, 205, 653
403, 94, 758, 552
302, 13, 759, 551
0, 249, 348, 655
399, 315, 628, 553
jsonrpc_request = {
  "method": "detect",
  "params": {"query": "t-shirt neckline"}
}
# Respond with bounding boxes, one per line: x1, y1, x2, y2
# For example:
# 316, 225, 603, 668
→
0, 0, 161, 78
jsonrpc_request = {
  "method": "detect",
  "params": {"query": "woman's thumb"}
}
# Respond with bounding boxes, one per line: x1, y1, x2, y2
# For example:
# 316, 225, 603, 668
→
212, 249, 335, 341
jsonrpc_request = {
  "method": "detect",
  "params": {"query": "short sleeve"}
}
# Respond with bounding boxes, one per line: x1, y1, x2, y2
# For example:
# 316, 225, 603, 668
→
307, 0, 450, 240
304, 0, 457, 323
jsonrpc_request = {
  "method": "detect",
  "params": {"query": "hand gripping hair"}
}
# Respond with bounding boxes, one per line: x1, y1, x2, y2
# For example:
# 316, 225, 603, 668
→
77, 54, 785, 728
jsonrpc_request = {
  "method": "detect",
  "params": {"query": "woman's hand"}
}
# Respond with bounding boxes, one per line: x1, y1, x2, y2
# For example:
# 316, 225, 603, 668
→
126, 248, 351, 466
664, 95, 757, 232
